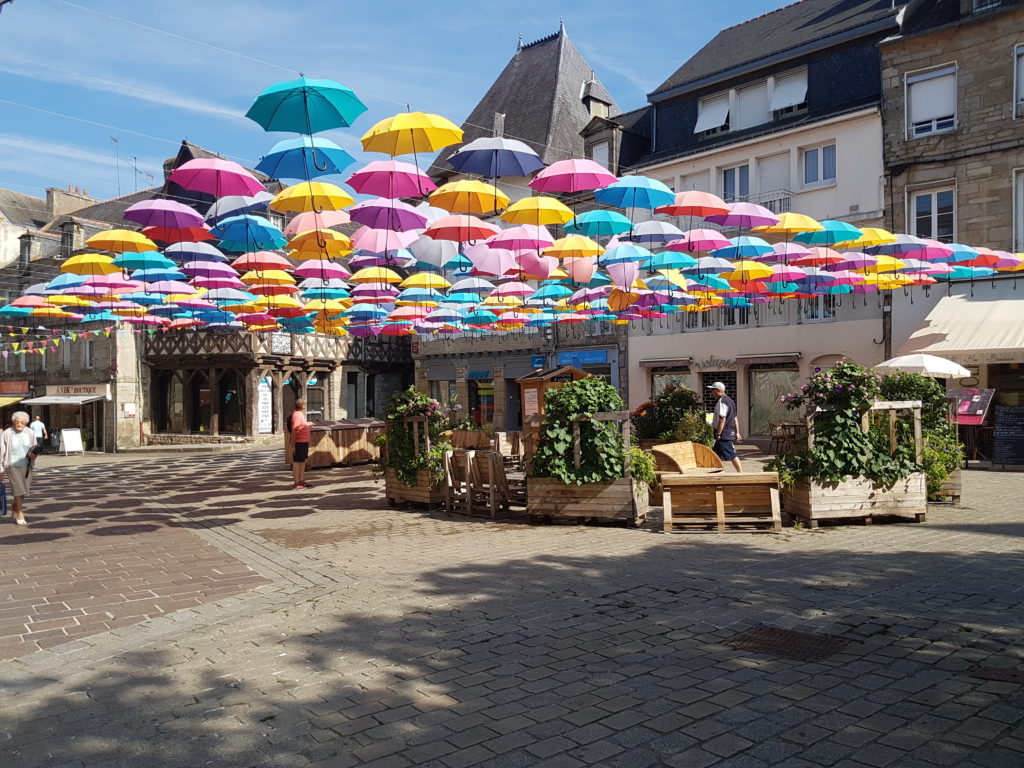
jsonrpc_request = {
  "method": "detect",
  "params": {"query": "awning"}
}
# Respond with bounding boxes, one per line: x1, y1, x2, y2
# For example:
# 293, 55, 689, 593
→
0, 396, 24, 407
736, 353, 801, 365
693, 95, 730, 133
21, 394, 107, 406
640, 357, 692, 369
898, 295, 1024, 361
769, 71, 808, 111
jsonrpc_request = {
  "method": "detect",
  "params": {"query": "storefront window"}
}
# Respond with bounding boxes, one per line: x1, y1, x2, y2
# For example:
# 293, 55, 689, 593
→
219, 370, 245, 434
306, 386, 325, 421
468, 380, 494, 426
701, 371, 738, 411
989, 363, 1024, 406
652, 368, 691, 397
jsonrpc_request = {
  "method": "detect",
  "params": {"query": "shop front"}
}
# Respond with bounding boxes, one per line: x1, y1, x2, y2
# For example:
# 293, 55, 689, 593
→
22, 383, 110, 451
0, 380, 30, 427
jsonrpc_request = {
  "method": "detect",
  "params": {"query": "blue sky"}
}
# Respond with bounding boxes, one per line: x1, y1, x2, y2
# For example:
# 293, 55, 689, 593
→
0, 0, 775, 203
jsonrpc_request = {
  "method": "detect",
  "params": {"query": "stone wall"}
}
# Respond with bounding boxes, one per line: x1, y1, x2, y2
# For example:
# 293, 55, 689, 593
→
880, 6, 1024, 249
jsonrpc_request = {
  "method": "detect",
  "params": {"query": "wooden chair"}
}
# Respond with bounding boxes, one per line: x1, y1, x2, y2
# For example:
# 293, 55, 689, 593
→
650, 441, 723, 474
492, 431, 522, 467
444, 449, 475, 515
469, 450, 527, 518
767, 421, 789, 454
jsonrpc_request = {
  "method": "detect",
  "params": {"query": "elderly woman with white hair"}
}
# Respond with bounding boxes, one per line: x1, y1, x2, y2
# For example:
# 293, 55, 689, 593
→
1, 410, 38, 525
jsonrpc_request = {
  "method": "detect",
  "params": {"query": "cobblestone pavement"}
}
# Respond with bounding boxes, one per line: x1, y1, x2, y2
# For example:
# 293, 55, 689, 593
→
1, 452, 1023, 768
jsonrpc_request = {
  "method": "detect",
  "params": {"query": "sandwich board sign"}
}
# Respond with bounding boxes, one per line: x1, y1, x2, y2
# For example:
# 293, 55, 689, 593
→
59, 428, 85, 455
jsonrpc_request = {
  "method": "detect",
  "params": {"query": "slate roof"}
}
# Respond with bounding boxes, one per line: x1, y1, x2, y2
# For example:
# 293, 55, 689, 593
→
652, 0, 901, 97
48, 189, 157, 231
430, 27, 620, 180
0, 189, 50, 229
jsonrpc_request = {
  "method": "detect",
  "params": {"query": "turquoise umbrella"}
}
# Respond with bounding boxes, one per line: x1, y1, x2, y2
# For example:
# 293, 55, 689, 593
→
794, 220, 863, 246
245, 77, 367, 134
112, 251, 177, 271
255, 136, 356, 180
564, 210, 632, 237
594, 175, 675, 210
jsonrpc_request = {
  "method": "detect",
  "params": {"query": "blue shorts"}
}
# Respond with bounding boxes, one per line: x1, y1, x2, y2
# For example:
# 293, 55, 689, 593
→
713, 439, 737, 461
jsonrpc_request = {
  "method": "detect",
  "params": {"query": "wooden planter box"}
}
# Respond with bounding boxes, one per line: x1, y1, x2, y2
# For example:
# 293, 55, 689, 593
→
935, 468, 962, 505
783, 473, 927, 528
384, 468, 446, 509
527, 477, 649, 525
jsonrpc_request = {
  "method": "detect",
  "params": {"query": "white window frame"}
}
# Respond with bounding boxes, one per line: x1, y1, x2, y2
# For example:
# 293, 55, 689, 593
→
755, 300, 791, 327
720, 163, 750, 202
61, 341, 70, 369
905, 63, 957, 138
1014, 45, 1024, 119
83, 339, 94, 369
798, 295, 837, 324
684, 311, 716, 331
973, 0, 1002, 11
908, 185, 957, 243
800, 143, 837, 188
18, 352, 26, 373
694, 69, 807, 136
720, 306, 750, 328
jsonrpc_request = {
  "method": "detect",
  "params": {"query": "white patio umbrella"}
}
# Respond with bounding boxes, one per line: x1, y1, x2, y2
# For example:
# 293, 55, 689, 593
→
875, 354, 970, 379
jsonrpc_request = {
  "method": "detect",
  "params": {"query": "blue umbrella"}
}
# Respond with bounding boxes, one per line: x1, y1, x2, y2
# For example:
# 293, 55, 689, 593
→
245, 77, 367, 133
600, 244, 653, 265
564, 210, 633, 237
711, 236, 774, 259
131, 268, 187, 283
45, 273, 87, 291
204, 193, 273, 224
446, 137, 544, 178
164, 242, 229, 263
794, 220, 863, 246
112, 251, 177, 271
255, 137, 356, 181
211, 215, 286, 253
594, 176, 675, 210
647, 251, 698, 271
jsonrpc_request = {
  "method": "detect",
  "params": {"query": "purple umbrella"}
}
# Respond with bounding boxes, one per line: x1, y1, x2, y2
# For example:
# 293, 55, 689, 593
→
348, 198, 428, 232
164, 242, 229, 263
191, 276, 247, 291
705, 202, 779, 228
146, 280, 197, 295
181, 261, 239, 279
123, 199, 205, 229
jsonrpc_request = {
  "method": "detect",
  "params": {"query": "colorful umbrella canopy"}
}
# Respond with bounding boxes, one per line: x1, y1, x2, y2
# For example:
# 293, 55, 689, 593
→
347, 160, 437, 198
245, 76, 367, 133
424, 215, 500, 243
500, 196, 573, 226
283, 209, 351, 236
123, 199, 204, 229
164, 242, 228, 263
61, 253, 121, 275
655, 190, 730, 218
360, 111, 463, 156
255, 136, 356, 180
595, 176, 675, 210
348, 198, 427, 232
704, 201, 778, 228
204, 193, 273, 224
168, 158, 265, 197
210, 215, 286, 252
430, 180, 509, 215
564, 210, 632, 237
270, 182, 354, 213
85, 229, 157, 254
529, 159, 616, 194
446, 136, 544, 178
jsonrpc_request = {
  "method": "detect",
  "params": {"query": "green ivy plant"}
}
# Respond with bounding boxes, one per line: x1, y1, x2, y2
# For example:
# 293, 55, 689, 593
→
378, 387, 452, 487
630, 385, 703, 440
628, 446, 657, 493
531, 377, 626, 485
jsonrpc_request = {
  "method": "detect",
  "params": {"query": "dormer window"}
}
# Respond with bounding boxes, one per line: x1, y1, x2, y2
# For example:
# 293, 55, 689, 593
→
694, 94, 730, 135
694, 68, 807, 136
769, 70, 808, 118
590, 141, 610, 169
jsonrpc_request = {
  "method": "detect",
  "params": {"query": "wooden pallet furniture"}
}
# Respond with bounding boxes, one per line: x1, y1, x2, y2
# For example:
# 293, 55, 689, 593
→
383, 416, 446, 509
492, 431, 522, 467
444, 449, 475, 515
650, 441, 723, 473
661, 472, 782, 533
469, 450, 527, 518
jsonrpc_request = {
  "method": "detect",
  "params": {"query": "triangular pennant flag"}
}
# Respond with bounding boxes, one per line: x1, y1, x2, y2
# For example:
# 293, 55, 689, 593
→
20, 327, 28, 334
12, 343, 19, 351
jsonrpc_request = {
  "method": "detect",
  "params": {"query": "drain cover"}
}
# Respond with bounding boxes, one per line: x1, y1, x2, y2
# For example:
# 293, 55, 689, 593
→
723, 625, 850, 662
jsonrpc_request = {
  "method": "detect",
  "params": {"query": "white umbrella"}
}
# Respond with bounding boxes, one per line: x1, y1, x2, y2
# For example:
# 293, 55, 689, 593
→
875, 354, 970, 379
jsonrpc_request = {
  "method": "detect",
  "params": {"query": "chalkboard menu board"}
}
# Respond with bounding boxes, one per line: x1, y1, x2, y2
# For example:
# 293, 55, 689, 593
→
949, 388, 996, 426
993, 406, 1024, 465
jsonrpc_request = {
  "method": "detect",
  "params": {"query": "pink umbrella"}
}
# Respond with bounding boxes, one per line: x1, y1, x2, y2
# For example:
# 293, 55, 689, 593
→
175, 298, 220, 310
565, 256, 597, 284
145, 280, 196, 295
655, 190, 730, 218
704, 201, 779, 228
488, 225, 554, 251
490, 281, 535, 298
168, 158, 265, 197
83, 274, 143, 292
181, 261, 239, 278
347, 160, 437, 198
293, 261, 351, 280
123, 199, 204, 229
348, 198, 427, 232
231, 251, 293, 271
529, 159, 616, 194
771, 265, 808, 281
348, 253, 415, 270
569, 286, 611, 305
191, 276, 247, 290
351, 226, 419, 253
463, 242, 517, 277
236, 312, 277, 324
351, 286, 399, 303
388, 306, 431, 321
518, 251, 558, 280
606, 261, 639, 290
763, 242, 813, 263
283, 209, 351, 236
792, 247, 844, 267
835, 253, 878, 270
666, 229, 731, 253
903, 238, 955, 261
120, 315, 169, 326
424, 215, 500, 243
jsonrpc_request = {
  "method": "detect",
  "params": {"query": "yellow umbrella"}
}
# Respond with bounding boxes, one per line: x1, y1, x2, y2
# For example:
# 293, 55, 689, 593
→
400, 273, 450, 290
270, 182, 354, 213
544, 235, 603, 259
501, 196, 573, 226
255, 295, 303, 310
32, 307, 79, 319
608, 289, 639, 313
840, 227, 896, 249
288, 229, 352, 259
44, 295, 92, 307
754, 211, 823, 236
480, 295, 523, 308
860, 254, 905, 274
349, 267, 402, 284
360, 111, 463, 156
549, 266, 571, 280
721, 260, 774, 280
429, 180, 509, 215
313, 318, 349, 335
85, 229, 157, 253
61, 253, 120, 275
240, 269, 296, 285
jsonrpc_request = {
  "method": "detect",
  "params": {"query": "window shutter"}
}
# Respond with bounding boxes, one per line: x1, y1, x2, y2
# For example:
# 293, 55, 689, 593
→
679, 170, 711, 193
734, 83, 769, 130
769, 71, 807, 111
590, 141, 609, 169
908, 68, 956, 124
693, 95, 729, 133
757, 153, 790, 192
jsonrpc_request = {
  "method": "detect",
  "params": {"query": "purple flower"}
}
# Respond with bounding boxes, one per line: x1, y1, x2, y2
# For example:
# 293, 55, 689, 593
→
814, 367, 821, 373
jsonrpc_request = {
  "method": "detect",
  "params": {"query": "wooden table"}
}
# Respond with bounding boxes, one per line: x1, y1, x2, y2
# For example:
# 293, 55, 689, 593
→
661, 472, 782, 533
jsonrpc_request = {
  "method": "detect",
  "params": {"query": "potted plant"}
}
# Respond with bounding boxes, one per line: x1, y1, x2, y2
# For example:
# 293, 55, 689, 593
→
767, 362, 928, 527
528, 377, 652, 525
630, 385, 704, 448
378, 387, 450, 508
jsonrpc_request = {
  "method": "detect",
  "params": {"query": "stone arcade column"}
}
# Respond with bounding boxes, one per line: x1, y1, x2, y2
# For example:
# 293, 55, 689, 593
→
491, 364, 506, 430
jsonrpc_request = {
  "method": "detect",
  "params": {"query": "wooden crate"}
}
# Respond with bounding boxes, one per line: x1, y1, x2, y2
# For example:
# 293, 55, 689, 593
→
783, 473, 927, 528
661, 472, 781, 533
527, 477, 649, 525
384, 468, 446, 509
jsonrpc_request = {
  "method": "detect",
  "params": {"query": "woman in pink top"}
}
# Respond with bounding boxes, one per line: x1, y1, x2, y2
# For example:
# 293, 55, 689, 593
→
290, 398, 311, 489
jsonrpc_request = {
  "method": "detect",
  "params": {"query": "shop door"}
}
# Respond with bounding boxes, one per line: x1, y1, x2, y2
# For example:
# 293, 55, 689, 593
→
749, 368, 801, 435
505, 380, 521, 431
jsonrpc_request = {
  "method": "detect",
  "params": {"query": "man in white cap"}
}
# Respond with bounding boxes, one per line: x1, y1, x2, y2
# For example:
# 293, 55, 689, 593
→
708, 382, 743, 472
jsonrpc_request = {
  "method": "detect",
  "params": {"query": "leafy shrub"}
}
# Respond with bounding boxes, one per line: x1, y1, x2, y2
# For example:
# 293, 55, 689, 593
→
630, 385, 703, 440
531, 377, 626, 485
922, 425, 964, 498
673, 411, 714, 446
878, 370, 948, 431
628, 446, 657, 491
379, 387, 451, 487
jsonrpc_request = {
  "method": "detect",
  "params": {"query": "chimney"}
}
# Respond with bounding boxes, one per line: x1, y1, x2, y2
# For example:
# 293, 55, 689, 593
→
46, 186, 97, 219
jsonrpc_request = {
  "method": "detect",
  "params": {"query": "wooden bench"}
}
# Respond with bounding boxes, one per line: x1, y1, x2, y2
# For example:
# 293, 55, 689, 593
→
469, 450, 527, 518
650, 441, 723, 474
661, 472, 782, 533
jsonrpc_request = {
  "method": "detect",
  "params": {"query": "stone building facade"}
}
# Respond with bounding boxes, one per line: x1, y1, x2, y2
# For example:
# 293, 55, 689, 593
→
880, 0, 1024, 249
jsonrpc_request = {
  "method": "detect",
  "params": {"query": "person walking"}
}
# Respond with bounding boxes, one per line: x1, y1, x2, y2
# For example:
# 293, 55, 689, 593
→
30, 415, 47, 452
708, 382, 743, 473
289, 398, 311, 489
1, 411, 39, 525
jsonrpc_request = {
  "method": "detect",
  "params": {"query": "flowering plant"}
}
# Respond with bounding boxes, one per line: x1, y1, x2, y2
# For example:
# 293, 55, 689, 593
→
379, 387, 452, 487
630, 385, 703, 440
779, 361, 879, 414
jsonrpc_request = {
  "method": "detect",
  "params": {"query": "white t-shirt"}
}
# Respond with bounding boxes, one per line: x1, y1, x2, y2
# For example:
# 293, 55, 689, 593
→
30, 421, 45, 439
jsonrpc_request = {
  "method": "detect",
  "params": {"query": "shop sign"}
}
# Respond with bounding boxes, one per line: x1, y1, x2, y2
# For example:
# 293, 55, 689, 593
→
46, 383, 111, 399
530, 355, 545, 368
557, 349, 608, 365
695, 357, 737, 370
523, 389, 539, 416
0, 380, 29, 395
468, 369, 492, 380
949, 388, 995, 426
122, 402, 137, 418
257, 381, 273, 434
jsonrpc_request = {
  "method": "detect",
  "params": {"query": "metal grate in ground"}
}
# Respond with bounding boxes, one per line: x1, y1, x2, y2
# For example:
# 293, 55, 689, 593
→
722, 625, 850, 662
